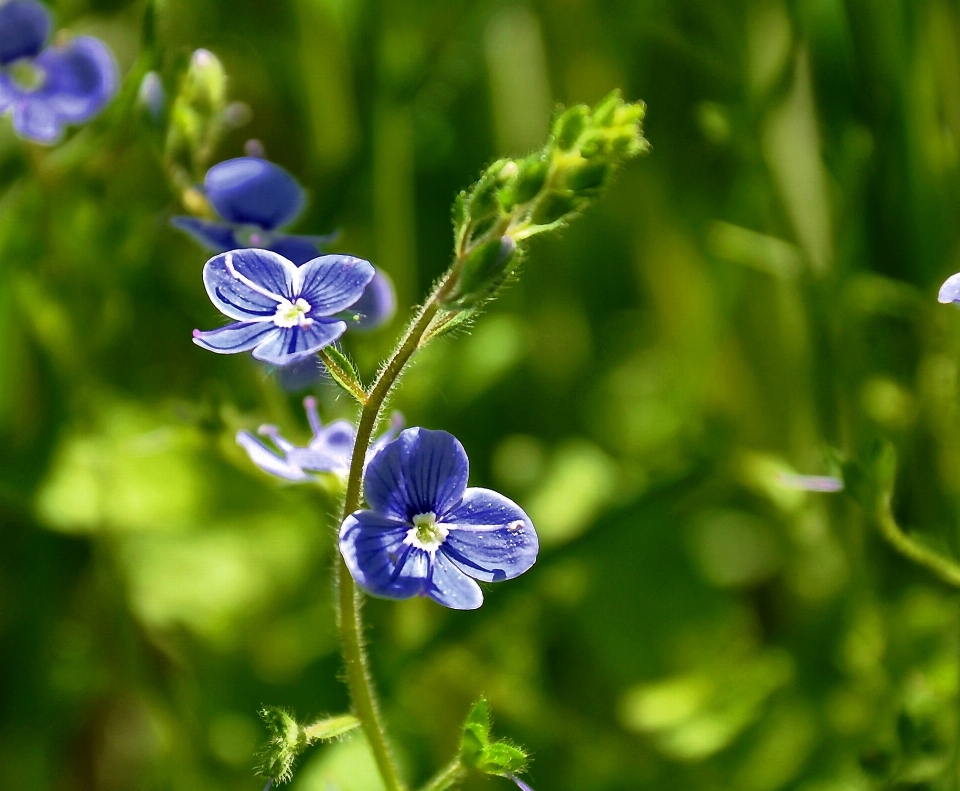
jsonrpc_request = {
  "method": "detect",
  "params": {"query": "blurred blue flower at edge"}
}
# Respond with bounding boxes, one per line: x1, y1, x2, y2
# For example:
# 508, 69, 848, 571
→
339, 428, 539, 610
237, 396, 403, 481
192, 248, 374, 365
0, 0, 117, 143
173, 156, 396, 331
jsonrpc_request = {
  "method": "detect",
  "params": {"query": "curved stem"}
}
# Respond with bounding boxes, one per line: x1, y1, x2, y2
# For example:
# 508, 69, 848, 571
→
335, 271, 457, 791
418, 758, 466, 791
876, 492, 960, 589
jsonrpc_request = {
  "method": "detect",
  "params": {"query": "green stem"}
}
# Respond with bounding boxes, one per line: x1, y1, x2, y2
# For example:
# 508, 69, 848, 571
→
418, 758, 466, 791
336, 271, 458, 791
876, 492, 960, 589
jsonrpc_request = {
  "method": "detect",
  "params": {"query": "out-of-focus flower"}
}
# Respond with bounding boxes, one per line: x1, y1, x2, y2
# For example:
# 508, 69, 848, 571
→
776, 473, 844, 492
0, 0, 118, 143
172, 157, 396, 330
237, 396, 402, 481
506, 774, 535, 791
339, 428, 539, 610
192, 248, 374, 365
137, 70, 164, 121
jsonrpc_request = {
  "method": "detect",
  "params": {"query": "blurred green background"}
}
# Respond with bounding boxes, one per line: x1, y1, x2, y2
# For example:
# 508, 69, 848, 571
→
7, 0, 960, 789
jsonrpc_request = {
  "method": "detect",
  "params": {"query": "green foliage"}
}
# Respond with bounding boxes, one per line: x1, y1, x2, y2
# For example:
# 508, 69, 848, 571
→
459, 698, 528, 776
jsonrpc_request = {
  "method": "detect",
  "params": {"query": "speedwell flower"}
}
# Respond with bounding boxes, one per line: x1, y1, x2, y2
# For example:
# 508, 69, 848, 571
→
0, 0, 117, 143
172, 156, 396, 330
339, 427, 539, 610
237, 396, 402, 481
192, 248, 374, 365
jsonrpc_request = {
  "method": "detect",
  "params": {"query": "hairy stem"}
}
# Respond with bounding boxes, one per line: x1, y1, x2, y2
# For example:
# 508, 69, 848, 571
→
418, 758, 466, 791
876, 491, 960, 589
336, 271, 457, 791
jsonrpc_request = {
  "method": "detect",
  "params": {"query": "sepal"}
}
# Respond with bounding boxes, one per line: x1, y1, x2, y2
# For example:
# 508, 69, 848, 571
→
459, 697, 529, 776
256, 707, 359, 784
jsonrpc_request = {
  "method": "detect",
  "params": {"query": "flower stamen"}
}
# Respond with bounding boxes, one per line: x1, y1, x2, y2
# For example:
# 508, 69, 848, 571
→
272, 297, 313, 328
405, 512, 449, 552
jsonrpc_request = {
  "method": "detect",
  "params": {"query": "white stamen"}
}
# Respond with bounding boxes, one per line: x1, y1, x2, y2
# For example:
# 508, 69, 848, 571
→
272, 298, 313, 328
405, 512, 449, 552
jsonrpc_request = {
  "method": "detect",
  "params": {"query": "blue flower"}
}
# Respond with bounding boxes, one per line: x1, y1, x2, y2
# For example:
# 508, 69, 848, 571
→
506, 775, 535, 791
172, 156, 396, 330
0, 0, 117, 143
339, 428, 539, 610
237, 396, 402, 481
192, 248, 374, 365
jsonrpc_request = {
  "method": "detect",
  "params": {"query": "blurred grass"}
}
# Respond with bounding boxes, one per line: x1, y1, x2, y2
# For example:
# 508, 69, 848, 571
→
8, 1, 960, 790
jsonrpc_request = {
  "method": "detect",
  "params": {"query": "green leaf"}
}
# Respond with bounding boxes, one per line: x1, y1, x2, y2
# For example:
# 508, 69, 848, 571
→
319, 347, 366, 404
460, 697, 492, 767
303, 714, 360, 743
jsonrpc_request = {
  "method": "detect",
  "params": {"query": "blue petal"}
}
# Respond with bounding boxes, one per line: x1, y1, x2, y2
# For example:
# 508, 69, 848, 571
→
348, 269, 396, 331
286, 419, 357, 476
205, 157, 304, 230
339, 511, 428, 600
0, 0, 50, 65
192, 321, 276, 354
36, 36, 117, 123
424, 551, 483, 609
939, 272, 960, 304
363, 427, 469, 522
236, 431, 310, 481
268, 233, 337, 266
275, 357, 325, 392
249, 320, 346, 365
171, 216, 238, 252
10, 92, 59, 142
442, 488, 538, 583
295, 255, 375, 316
203, 248, 298, 321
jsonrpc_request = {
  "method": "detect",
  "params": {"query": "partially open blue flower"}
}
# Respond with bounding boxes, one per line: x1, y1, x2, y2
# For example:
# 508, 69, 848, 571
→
339, 428, 539, 610
0, 0, 117, 143
237, 396, 402, 481
192, 248, 374, 365
172, 157, 396, 330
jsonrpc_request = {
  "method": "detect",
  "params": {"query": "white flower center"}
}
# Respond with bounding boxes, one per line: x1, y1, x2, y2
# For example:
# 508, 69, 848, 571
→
273, 298, 312, 328
405, 512, 449, 552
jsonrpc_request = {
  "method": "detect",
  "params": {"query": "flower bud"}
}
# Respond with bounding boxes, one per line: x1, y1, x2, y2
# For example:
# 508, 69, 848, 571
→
137, 71, 164, 122
186, 49, 226, 112
448, 235, 517, 307
553, 105, 588, 150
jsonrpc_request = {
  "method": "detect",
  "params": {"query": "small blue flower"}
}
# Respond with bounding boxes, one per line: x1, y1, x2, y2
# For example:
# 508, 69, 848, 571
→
192, 248, 374, 365
339, 428, 539, 610
237, 396, 402, 481
172, 156, 396, 330
0, 0, 117, 144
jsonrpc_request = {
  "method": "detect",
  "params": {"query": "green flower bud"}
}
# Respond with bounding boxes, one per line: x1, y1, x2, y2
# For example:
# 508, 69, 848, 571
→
553, 105, 588, 150
513, 155, 549, 205
183, 49, 226, 115
448, 236, 517, 307
565, 160, 609, 192
460, 698, 492, 768
531, 192, 581, 226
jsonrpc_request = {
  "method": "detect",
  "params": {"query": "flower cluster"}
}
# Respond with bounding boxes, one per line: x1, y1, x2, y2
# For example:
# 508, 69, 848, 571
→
174, 156, 395, 331
0, 0, 117, 143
